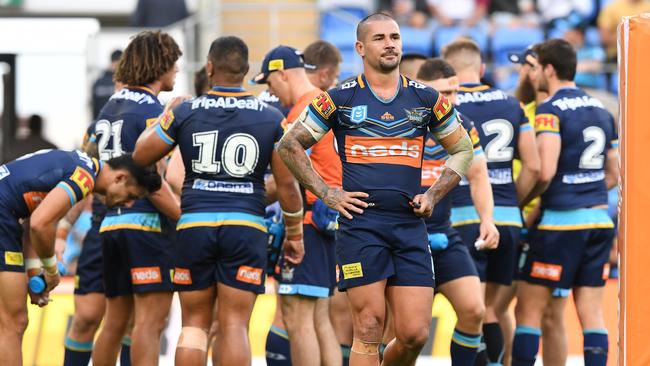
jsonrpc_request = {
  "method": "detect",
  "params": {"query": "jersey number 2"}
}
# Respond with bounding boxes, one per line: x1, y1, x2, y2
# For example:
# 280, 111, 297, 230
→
580, 126, 606, 169
482, 119, 514, 162
192, 131, 260, 177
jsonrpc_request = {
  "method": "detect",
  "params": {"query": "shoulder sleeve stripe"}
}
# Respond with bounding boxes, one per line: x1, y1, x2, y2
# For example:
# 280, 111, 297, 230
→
306, 109, 330, 132
520, 123, 533, 132
155, 124, 175, 145
56, 182, 77, 206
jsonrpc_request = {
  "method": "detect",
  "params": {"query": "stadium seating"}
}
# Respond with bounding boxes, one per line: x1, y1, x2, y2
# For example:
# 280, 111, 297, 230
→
491, 27, 544, 65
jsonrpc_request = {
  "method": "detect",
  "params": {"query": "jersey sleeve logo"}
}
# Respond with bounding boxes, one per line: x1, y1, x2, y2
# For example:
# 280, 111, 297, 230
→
469, 127, 481, 146
70, 167, 95, 197
534, 113, 560, 134
433, 94, 452, 121
312, 92, 336, 119
145, 118, 158, 128
159, 110, 175, 131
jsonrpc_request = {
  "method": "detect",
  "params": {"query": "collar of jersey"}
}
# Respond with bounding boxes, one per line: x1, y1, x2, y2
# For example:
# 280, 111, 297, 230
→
93, 158, 103, 176
360, 74, 406, 105
127, 85, 156, 96
209, 86, 252, 97
459, 83, 489, 92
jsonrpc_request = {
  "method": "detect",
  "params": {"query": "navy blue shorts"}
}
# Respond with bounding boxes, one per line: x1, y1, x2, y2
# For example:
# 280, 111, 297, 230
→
74, 220, 104, 295
174, 221, 268, 294
101, 228, 175, 298
520, 209, 615, 289
278, 224, 337, 298
431, 227, 479, 287
0, 207, 24, 273
455, 223, 520, 286
336, 211, 434, 290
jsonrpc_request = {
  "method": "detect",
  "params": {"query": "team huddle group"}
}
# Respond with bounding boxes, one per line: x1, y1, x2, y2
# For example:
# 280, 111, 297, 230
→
0, 11, 617, 366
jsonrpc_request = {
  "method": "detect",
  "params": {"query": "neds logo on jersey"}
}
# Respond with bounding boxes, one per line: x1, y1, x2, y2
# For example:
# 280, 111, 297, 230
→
312, 92, 336, 119
345, 136, 423, 168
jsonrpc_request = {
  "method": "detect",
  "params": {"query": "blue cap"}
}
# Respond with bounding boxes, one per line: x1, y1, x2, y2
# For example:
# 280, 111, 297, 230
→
508, 46, 537, 65
251, 45, 315, 84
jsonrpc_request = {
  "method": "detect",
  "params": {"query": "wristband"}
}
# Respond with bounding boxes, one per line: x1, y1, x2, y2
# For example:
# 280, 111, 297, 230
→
41, 255, 57, 268
285, 222, 303, 237
282, 208, 304, 218
25, 259, 41, 271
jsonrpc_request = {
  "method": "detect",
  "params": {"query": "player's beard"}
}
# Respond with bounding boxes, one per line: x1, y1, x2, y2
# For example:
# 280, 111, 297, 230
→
516, 74, 537, 105
377, 51, 400, 72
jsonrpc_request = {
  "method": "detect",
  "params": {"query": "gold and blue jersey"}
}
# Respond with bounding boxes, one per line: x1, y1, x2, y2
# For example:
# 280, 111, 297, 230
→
0, 149, 100, 218
154, 86, 285, 227
451, 83, 531, 209
302, 74, 462, 216
534, 87, 617, 210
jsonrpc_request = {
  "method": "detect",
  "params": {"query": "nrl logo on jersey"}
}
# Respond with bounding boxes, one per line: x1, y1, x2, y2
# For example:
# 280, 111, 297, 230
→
350, 105, 368, 124
404, 108, 430, 128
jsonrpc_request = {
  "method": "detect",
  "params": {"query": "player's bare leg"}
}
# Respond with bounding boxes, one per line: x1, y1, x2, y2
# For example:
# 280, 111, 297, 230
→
346, 280, 386, 366
216, 283, 257, 366
574, 286, 608, 366
382, 286, 433, 366
175, 287, 214, 366
330, 290, 353, 363
131, 291, 173, 365
281, 295, 320, 366
209, 298, 219, 365
316, 297, 343, 366
92, 295, 134, 366
64, 293, 105, 363
541, 296, 568, 366
0, 271, 28, 366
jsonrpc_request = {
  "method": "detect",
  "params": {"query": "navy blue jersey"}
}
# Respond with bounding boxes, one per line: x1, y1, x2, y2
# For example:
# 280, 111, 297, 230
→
90, 86, 163, 216
154, 86, 285, 217
534, 87, 617, 210
422, 113, 483, 232
302, 74, 462, 216
451, 84, 531, 208
0, 149, 100, 218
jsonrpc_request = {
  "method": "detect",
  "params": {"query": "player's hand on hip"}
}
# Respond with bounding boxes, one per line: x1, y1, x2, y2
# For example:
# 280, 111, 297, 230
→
476, 221, 499, 250
323, 188, 369, 220
411, 193, 433, 218
283, 237, 305, 265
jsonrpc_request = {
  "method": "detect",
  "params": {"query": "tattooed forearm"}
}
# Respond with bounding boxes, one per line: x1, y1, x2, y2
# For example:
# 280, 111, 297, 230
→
425, 167, 461, 205
277, 123, 330, 199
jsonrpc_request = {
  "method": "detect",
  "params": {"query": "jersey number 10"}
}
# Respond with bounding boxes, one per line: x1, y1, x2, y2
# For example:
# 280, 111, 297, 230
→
192, 131, 260, 177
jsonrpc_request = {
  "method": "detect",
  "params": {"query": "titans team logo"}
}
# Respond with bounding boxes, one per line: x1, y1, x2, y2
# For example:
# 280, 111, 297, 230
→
404, 108, 430, 128
350, 105, 367, 124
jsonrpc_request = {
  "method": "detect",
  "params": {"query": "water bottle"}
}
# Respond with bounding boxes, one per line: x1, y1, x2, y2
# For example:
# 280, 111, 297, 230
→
28, 262, 67, 294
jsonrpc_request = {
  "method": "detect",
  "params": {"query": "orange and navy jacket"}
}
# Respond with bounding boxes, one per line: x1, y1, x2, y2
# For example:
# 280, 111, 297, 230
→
302, 74, 462, 217
0, 149, 100, 219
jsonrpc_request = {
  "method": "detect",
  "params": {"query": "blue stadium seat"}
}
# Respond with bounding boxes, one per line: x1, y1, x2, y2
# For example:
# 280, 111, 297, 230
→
320, 8, 365, 51
491, 27, 544, 65
585, 27, 602, 47
401, 26, 434, 56
433, 26, 489, 56
609, 72, 618, 95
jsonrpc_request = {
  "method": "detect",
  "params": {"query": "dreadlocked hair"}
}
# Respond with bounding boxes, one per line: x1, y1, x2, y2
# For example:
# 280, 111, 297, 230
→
114, 30, 182, 86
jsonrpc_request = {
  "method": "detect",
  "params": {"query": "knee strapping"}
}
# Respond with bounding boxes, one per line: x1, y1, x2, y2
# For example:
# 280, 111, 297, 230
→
177, 327, 208, 352
351, 338, 381, 355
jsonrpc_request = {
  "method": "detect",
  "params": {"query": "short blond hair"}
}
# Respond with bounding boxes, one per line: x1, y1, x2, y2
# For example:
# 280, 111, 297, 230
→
441, 38, 482, 74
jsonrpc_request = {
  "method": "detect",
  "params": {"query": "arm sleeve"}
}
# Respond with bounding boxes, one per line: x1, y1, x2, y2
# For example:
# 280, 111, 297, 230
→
459, 114, 483, 156
609, 114, 619, 149
428, 91, 462, 139
56, 166, 96, 206
534, 103, 560, 136
518, 104, 533, 133
154, 104, 184, 146
304, 91, 340, 135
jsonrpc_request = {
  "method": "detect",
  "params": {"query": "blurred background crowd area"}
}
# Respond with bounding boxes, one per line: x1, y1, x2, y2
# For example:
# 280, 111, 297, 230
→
0, 0, 641, 162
